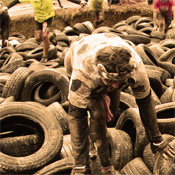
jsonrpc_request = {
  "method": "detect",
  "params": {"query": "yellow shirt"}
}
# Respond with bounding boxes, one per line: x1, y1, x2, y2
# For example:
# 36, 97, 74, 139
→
19, 0, 55, 23
89, 0, 104, 11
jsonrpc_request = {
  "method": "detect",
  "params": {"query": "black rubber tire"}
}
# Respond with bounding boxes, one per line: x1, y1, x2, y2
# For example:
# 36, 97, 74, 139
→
0, 134, 43, 157
143, 134, 175, 173
159, 48, 175, 63
153, 139, 175, 175
107, 128, 133, 170
0, 102, 63, 174
15, 42, 39, 52
134, 44, 159, 66
123, 34, 151, 45
33, 83, 61, 106
120, 157, 152, 175
46, 102, 69, 135
2, 67, 33, 100
125, 15, 142, 26
20, 68, 69, 104
33, 157, 74, 175
115, 108, 148, 158
155, 102, 175, 136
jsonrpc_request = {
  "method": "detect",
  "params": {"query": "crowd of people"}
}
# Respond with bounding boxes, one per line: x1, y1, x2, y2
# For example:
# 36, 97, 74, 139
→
0, 0, 175, 175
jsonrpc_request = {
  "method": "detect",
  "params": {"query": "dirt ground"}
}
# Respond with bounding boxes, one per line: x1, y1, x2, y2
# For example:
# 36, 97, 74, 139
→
8, 1, 154, 39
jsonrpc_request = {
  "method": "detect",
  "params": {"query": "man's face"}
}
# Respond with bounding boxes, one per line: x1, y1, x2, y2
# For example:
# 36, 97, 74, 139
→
101, 77, 123, 89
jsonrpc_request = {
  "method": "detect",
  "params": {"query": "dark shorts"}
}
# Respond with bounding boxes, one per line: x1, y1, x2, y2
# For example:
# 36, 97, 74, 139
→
34, 17, 53, 31
90, 10, 104, 18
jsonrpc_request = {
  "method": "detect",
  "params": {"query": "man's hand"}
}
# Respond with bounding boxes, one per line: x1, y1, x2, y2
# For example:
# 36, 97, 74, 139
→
0, 6, 8, 15
152, 140, 175, 160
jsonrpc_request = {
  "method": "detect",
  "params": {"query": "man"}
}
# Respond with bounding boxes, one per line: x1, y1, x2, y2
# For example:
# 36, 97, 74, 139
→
0, 1, 10, 48
153, 0, 175, 33
64, 33, 175, 175
89, 0, 104, 27
4, 0, 63, 62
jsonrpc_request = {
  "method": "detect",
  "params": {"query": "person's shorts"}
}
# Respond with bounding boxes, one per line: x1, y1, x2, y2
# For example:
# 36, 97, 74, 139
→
34, 17, 53, 31
90, 10, 104, 19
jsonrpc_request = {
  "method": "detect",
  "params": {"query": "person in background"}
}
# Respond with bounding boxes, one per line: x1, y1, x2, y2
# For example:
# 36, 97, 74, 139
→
153, 0, 175, 33
0, 1, 10, 48
64, 33, 175, 175
3, 0, 63, 62
89, 0, 104, 27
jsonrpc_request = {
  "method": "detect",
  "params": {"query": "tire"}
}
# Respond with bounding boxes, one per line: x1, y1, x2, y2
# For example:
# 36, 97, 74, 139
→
123, 34, 151, 45
134, 44, 159, 66
20, 68, 69, 104
148, 44, 166, 58
143, 134, 175, 173
120, 157, 152, 175
0, 102, 63, 173
33, 157, 74, 175
0, 53, 25, 74
33, 83, 62, 106
115, 108, 148, 158
153, 139, 175, 175
125, 15, 142, 26
0, 134, 43, 157
155, 102, 175, 135
107, 128, 133, 170
2, 67, 33, 100
15, 42, 39, 52
159, 48, 175, 63
46, 102, 69, 135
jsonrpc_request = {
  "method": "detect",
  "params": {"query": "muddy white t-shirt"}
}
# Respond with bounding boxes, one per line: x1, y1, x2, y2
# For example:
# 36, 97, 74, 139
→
65, 33, 150, 108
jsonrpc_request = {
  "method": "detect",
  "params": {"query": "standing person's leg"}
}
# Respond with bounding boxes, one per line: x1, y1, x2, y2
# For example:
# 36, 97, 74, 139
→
158, 14, 165, 33
68, 103, 91, 175
41, 17, 53, 63
165, 15, 173, 32
88, 93, 116, 174
1, 11, 10, 48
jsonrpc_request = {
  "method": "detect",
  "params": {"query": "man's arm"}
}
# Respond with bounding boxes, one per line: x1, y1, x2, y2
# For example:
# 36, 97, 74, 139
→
172, 6, 175, 28
7, 0, 20, 9
56, 0, 63, 8
153, 8, 158, 30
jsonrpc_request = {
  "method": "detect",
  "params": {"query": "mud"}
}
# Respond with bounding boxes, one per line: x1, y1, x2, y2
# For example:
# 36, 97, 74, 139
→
9, 3, 154, 38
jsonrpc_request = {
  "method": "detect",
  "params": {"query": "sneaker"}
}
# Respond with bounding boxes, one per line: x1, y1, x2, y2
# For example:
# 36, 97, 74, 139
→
71, 165, 91, 175
40, 57, 48, 63
101, 165, 116, 175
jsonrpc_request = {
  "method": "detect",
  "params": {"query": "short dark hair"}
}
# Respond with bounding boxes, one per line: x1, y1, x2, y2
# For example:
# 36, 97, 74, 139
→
96, 46, 132, 73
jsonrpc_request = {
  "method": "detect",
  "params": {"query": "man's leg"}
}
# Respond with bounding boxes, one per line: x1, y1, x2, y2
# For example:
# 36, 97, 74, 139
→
88, 94, 116, 174
1, 11, 10, 48
68, 103, 91, 175
158, 15, 165, 33
41, 22, 50, 62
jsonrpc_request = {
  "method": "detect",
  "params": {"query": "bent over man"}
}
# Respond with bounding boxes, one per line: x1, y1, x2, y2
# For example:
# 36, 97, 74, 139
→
5, 0, 63, 62
64, 33, 175, 175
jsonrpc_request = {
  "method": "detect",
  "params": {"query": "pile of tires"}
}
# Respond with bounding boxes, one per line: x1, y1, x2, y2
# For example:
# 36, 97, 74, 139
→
0, 16, 175, 174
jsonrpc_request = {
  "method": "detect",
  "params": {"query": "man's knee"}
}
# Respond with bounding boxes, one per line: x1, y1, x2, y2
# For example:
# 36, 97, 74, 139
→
34, 30, 42, 42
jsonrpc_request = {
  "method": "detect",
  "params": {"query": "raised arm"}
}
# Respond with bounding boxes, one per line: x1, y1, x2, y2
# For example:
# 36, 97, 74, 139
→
7, 0, 20, 9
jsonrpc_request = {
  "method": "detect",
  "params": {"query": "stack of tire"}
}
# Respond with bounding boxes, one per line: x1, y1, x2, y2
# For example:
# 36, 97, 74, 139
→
0, 17, 175, 174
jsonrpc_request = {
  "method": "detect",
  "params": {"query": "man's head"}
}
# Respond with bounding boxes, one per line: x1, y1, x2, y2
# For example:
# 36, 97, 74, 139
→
96, 46, 135, 82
